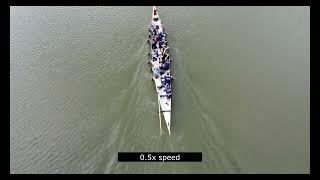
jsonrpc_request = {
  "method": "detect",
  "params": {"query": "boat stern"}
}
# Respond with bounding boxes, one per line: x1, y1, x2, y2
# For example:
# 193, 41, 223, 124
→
163, 112, 171, 135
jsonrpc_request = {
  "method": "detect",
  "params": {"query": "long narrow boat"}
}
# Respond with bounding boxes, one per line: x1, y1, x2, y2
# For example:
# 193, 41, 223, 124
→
148, 6, 172, 135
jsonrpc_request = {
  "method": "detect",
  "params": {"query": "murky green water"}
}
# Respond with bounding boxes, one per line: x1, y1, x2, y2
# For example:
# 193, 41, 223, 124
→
10, 6, 309, 174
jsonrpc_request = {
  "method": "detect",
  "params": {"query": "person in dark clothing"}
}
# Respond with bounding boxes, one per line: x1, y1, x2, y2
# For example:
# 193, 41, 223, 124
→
163, 74, 172, 86
158, 32, 162, 39
159, 61, 170, 71
159, 69, 165, 75
152, 42, 157, 49
159, 73, 174, 88
162, 55, 166, 61
160, 85, 173, 99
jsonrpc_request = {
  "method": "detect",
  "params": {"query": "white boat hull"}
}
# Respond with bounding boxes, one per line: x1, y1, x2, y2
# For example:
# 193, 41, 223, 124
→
149, 6, 172, 134
153, 77, 171, 134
